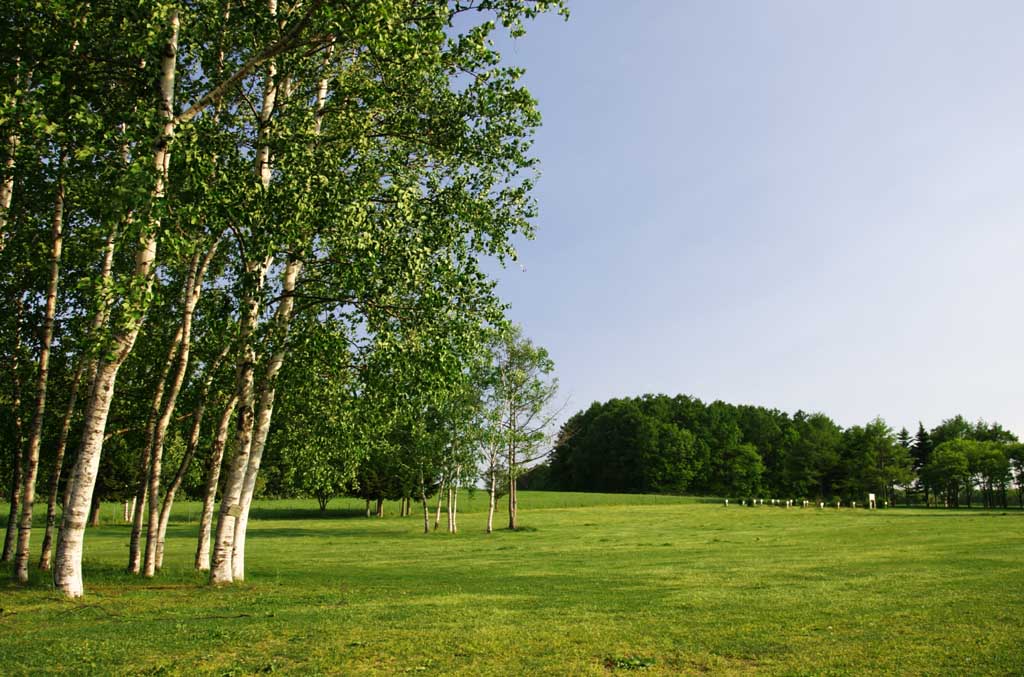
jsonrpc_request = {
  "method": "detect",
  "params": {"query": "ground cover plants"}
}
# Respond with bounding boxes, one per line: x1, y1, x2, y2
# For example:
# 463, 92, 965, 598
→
2, 492, 1022, 675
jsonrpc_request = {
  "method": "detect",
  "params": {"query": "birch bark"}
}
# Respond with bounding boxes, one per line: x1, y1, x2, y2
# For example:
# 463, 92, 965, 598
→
195, 393, 237, 570
39, 229, 116, 570
13, 158, 65, 582
230, 257, 301, 580
54, 10, 179, 598
155, 339, 230, 570
142, 245, 216, 576
1, 301, 25, 562
128, 325, 183, 573
208, 263, 264, 584
209, 0, 280, 585
486, 464, 496, 534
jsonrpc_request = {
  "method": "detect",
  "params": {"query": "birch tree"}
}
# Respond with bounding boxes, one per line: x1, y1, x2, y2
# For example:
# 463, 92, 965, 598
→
484, 325, 558, 531
2, 0, 566, 596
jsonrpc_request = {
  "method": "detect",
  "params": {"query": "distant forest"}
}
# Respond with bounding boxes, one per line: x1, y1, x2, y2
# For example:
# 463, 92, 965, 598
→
522, 394, 1024, 507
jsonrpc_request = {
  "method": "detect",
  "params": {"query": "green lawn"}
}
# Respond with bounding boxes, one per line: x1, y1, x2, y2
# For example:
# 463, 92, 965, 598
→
2, 493, 1022, 675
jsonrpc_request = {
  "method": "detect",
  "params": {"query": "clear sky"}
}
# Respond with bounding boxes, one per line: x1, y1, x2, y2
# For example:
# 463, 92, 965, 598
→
486, 0, 1024, 437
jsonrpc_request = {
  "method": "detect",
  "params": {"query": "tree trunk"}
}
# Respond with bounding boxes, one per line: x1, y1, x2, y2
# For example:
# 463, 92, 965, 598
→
38, 365, 81, 570
433, 477, 445, 531
446, 485, 453, 533
451, 474, 458, 534
13, 160, 64, 582
88, 497, 101, 527
144, 247, 214, 577
486, 466, 496, 534
231, 258, 300, 581
2, 301, 25, 562
420, 492, 429, 534
195, 393, 237, 571
129, 325, 183, 574
212, 5, 289, 582
156, 340, 229, 571
55, 12, 178, 597
0, 61, 24, 253
209, 257, 266, 585
507, 447, 518, 531
39, 228, 115, 571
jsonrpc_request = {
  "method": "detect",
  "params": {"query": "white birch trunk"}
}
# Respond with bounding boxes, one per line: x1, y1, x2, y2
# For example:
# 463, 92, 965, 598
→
129, 325, 183, 574
156, 338, 230, 570
195, 393, 237, 570
143, 246, 214, 577
446, 485, 454, 533
231, 258, 300, 580
210, 0, 280, 584
53, 10, 178, 598
0, 61, 24, 253
14, 166, 64, 582
433, 477, 445, 531
228, 44, 329, 580
209, 254, 267, 585
39, 229, 115, 570
507, 446, 518, 531
451, 471, 458, 534
2, 301, 25, 562
486, 464, 496, 534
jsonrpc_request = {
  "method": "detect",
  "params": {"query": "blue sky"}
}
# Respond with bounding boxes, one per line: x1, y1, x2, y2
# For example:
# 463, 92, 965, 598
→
487, 0, 1024, 436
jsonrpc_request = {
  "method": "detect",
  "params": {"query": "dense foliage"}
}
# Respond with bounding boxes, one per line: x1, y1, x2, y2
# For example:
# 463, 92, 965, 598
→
0, 0, 567, 595
540, 396, 1022, 506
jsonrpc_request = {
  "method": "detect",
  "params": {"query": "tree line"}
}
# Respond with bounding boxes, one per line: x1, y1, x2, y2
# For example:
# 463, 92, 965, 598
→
0, 0, 566, 598
531, 395, 1024, 507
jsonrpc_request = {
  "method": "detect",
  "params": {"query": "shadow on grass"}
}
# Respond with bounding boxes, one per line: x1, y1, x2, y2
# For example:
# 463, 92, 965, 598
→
243, 526, 413, 539
879, 509, 1024, 518
245, 506, 368, 521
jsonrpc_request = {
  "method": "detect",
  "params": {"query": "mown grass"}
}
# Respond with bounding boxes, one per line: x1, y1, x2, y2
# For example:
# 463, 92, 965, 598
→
1, 492, 1022, 675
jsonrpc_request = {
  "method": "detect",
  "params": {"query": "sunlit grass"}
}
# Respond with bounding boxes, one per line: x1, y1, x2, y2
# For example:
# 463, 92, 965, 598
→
2, 493, 1022, 675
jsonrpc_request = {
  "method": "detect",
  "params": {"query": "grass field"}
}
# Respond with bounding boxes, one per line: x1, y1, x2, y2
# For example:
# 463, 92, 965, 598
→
2, 492, 1022, 675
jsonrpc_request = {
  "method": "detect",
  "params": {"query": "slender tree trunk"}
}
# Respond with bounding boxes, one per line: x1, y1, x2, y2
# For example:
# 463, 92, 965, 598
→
211, 0, 284, 582
451, 472, 458, 534
507, 446, 518, 531
486, 465, 496, 534
420, 486, 429, 534
38, 365, 81, 570
156, 340, 229, 571
2, 300, 25, 562
0, 61, 24, 253
228, 53, 326, 580
144, 248, 214, 577
54, 11, 178, 598
433, 477, 445, 531
129, 325, 183, 574
0, 128, 16, 249
209, 257, 266, 585
40, 229, 115, 570
13, 160, 65, 582
231, 258, 300, 581
365, 499, 370, 517
195, 393, 237, 570
88, 496, 100, 527
446, 485, 453, 533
